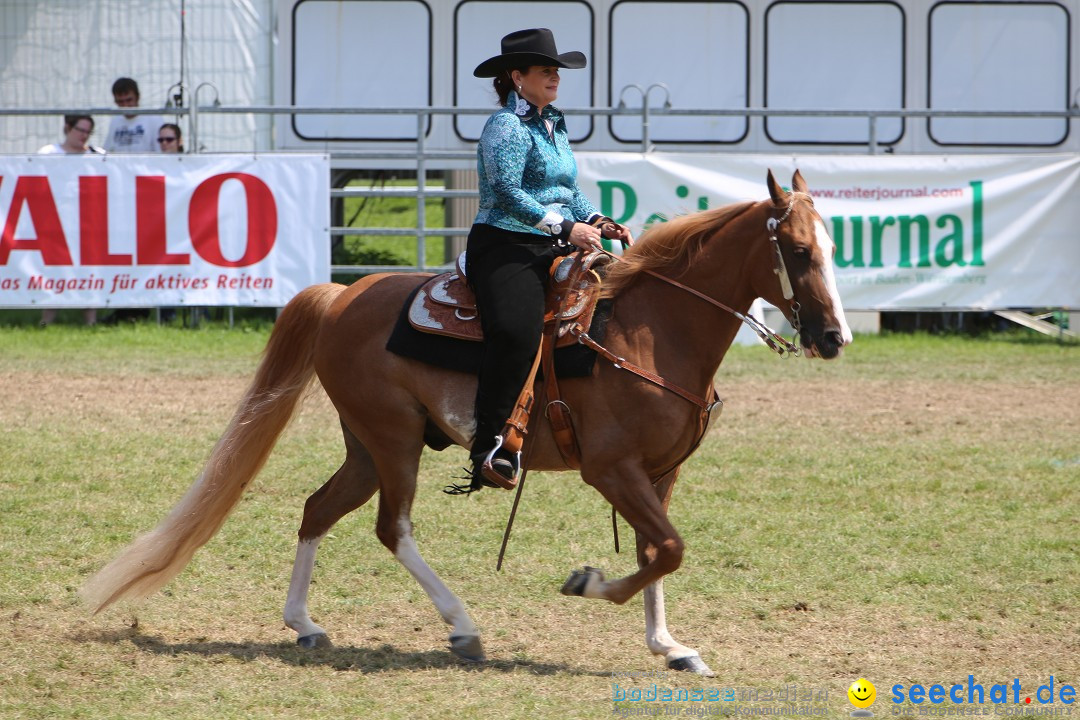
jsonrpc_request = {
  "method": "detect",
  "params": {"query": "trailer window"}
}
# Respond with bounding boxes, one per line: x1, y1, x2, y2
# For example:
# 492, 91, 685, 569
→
765, 1, 905, 145
292, 0, 432, 141
608, 1, 749, 144
928, 1, 1069, 146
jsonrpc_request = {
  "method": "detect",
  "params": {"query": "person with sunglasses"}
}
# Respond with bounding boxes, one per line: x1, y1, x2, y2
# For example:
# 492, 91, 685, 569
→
157, 124, 184, 153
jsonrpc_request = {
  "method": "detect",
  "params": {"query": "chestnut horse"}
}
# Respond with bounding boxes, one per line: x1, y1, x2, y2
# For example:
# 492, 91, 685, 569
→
82, 170, 850, 676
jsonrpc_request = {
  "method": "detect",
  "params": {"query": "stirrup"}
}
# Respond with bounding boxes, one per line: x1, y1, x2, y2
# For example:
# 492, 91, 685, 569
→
480, 435, 520, 490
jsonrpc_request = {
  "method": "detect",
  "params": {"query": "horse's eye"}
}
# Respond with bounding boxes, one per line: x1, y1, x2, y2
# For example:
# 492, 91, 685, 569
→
792, 246, 810, 258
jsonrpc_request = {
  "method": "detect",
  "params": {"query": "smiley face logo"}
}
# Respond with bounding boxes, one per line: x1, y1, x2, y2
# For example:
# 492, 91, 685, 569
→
848, 678, 877, 714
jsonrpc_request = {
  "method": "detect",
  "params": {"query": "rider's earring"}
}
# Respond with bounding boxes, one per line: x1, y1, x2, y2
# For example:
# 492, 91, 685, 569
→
517, 85, 522, 91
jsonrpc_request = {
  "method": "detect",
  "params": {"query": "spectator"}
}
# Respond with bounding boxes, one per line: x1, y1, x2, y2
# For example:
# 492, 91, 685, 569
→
156, 123, 183, 323
156, 123, 184, 153
38, 114, 102, 326
38, 114, 105, 155
103, 77, 164, 153
153, 122, 209, 324
101, 78, 165, 324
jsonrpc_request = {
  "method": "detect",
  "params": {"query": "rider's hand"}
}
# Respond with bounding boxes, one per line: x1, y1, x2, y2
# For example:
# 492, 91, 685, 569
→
604, 223, 635, 247
590, 215, 634, 247
568, 222, 603, 252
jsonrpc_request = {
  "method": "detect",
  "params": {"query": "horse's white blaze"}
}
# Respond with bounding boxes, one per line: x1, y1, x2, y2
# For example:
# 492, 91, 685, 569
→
393, 516, 479, 638
643, 580, 699, 661
814, 219, 853, 344
283, 536, 328, 638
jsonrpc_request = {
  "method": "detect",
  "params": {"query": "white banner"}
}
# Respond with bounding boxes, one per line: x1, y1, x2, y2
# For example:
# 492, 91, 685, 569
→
0, 154, 330, 308
577, 153, 1080, 310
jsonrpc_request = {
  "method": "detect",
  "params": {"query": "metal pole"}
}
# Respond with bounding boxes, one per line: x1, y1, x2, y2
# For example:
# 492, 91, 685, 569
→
416, 111, 427, 272
191, 83, 220, 154
642, 102, 650, 153
640, 84, 670, 154
190, 97, 199, 155
869, 114, 878, 155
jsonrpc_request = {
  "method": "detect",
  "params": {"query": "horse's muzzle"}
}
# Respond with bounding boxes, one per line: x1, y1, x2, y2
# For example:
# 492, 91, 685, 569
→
805, 328, 846, 359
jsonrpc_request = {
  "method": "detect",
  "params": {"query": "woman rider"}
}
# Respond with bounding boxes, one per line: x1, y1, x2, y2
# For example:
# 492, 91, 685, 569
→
466, 28, 633, 491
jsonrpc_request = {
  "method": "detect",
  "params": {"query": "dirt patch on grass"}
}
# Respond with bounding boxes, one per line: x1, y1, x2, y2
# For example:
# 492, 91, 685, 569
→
5, 367, 1077, 441
723, 377, 1080, 442
0, 370, 338, 434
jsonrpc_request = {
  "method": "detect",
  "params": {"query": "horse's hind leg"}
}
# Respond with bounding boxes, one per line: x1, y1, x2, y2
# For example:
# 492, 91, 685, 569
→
638, 470, 714, 676
284, 422, 379, 648
370, 444, 484, 663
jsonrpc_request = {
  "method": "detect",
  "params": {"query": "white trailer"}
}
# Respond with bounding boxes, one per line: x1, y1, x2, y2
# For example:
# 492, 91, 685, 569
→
2, 0, 1077, 157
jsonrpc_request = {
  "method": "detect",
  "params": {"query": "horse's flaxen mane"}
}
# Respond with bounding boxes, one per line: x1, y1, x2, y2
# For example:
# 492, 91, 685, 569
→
600, 200, 757, 298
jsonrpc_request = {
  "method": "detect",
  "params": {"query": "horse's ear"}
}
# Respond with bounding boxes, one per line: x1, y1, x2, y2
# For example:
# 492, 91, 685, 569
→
766, 169, 786, 204
792, 169, 809, 194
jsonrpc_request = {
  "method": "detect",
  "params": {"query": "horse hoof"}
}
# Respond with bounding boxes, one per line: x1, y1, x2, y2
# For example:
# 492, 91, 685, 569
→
667, 655, 716, 677
560, 566, 605, 597
296, 633, 332, 649
449, 634, 485, 663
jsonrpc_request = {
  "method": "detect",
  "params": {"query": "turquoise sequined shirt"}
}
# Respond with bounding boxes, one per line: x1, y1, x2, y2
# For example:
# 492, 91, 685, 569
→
474, 91, 599, 237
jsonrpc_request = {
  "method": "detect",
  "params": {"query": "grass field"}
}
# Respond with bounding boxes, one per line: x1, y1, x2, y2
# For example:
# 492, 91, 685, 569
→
0, 324, 1076, 719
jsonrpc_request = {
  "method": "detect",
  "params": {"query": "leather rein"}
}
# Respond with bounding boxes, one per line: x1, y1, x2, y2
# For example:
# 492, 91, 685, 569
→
570, 194, 806, 411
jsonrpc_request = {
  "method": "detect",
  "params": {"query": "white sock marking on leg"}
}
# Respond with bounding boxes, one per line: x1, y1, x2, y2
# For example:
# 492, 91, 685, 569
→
284, 536, 328, 639
644, 580, 697, 660
393, 517, 479, 639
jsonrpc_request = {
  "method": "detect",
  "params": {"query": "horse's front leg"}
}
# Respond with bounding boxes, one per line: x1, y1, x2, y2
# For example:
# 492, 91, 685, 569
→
638, 469, 715, 676
562, 464, 714, 675
642, 578, 713, 675
561, 460, 684, 605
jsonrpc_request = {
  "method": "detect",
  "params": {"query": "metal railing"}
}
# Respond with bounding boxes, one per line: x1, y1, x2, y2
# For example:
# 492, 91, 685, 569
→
9, 102, 1077, 155
5, 102, 1078, 276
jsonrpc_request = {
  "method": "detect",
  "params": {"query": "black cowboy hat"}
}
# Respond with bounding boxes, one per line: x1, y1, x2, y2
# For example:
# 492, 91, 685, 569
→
473, 28, 586, 78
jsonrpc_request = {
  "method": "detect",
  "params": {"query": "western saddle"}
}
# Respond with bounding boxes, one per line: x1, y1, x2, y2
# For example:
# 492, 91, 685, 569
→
408, 249, 613, 485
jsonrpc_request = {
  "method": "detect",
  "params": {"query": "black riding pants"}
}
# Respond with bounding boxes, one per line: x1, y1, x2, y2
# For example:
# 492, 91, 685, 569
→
465, 223, 566, 459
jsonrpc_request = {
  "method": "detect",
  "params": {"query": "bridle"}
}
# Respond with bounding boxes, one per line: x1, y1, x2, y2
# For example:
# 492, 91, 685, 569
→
642, 190, 812, 360
766, 190, 814, 353
570, 192, 810, 412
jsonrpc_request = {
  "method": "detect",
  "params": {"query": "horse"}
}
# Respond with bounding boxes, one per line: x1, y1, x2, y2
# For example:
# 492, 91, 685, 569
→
82, 170, 851, 677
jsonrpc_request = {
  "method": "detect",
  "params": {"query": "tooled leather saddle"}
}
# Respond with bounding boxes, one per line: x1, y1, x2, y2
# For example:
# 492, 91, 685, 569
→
407, 250, 614, 478
407, 250, 611, 347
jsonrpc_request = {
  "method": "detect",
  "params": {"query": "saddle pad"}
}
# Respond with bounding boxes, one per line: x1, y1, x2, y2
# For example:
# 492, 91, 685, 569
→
387, 282, 611, 379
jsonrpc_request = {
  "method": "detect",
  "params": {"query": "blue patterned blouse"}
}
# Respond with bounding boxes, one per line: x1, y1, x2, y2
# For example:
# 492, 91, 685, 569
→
474, 91, 600, 239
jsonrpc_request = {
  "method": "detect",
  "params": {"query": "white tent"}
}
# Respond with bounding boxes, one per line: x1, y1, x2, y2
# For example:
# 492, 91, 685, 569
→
0, 0, 274, 154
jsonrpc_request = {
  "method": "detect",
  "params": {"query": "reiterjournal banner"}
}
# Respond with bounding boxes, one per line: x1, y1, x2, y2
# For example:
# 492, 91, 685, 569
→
0, 154, 329, 308
576, 153, 1080, 310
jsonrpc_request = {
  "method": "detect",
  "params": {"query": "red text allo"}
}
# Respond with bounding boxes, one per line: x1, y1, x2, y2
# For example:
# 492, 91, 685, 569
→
0, 173, 277, 267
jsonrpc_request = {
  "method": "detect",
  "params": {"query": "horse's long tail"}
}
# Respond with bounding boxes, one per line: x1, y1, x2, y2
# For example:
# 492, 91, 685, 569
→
81, 283, 346, 614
